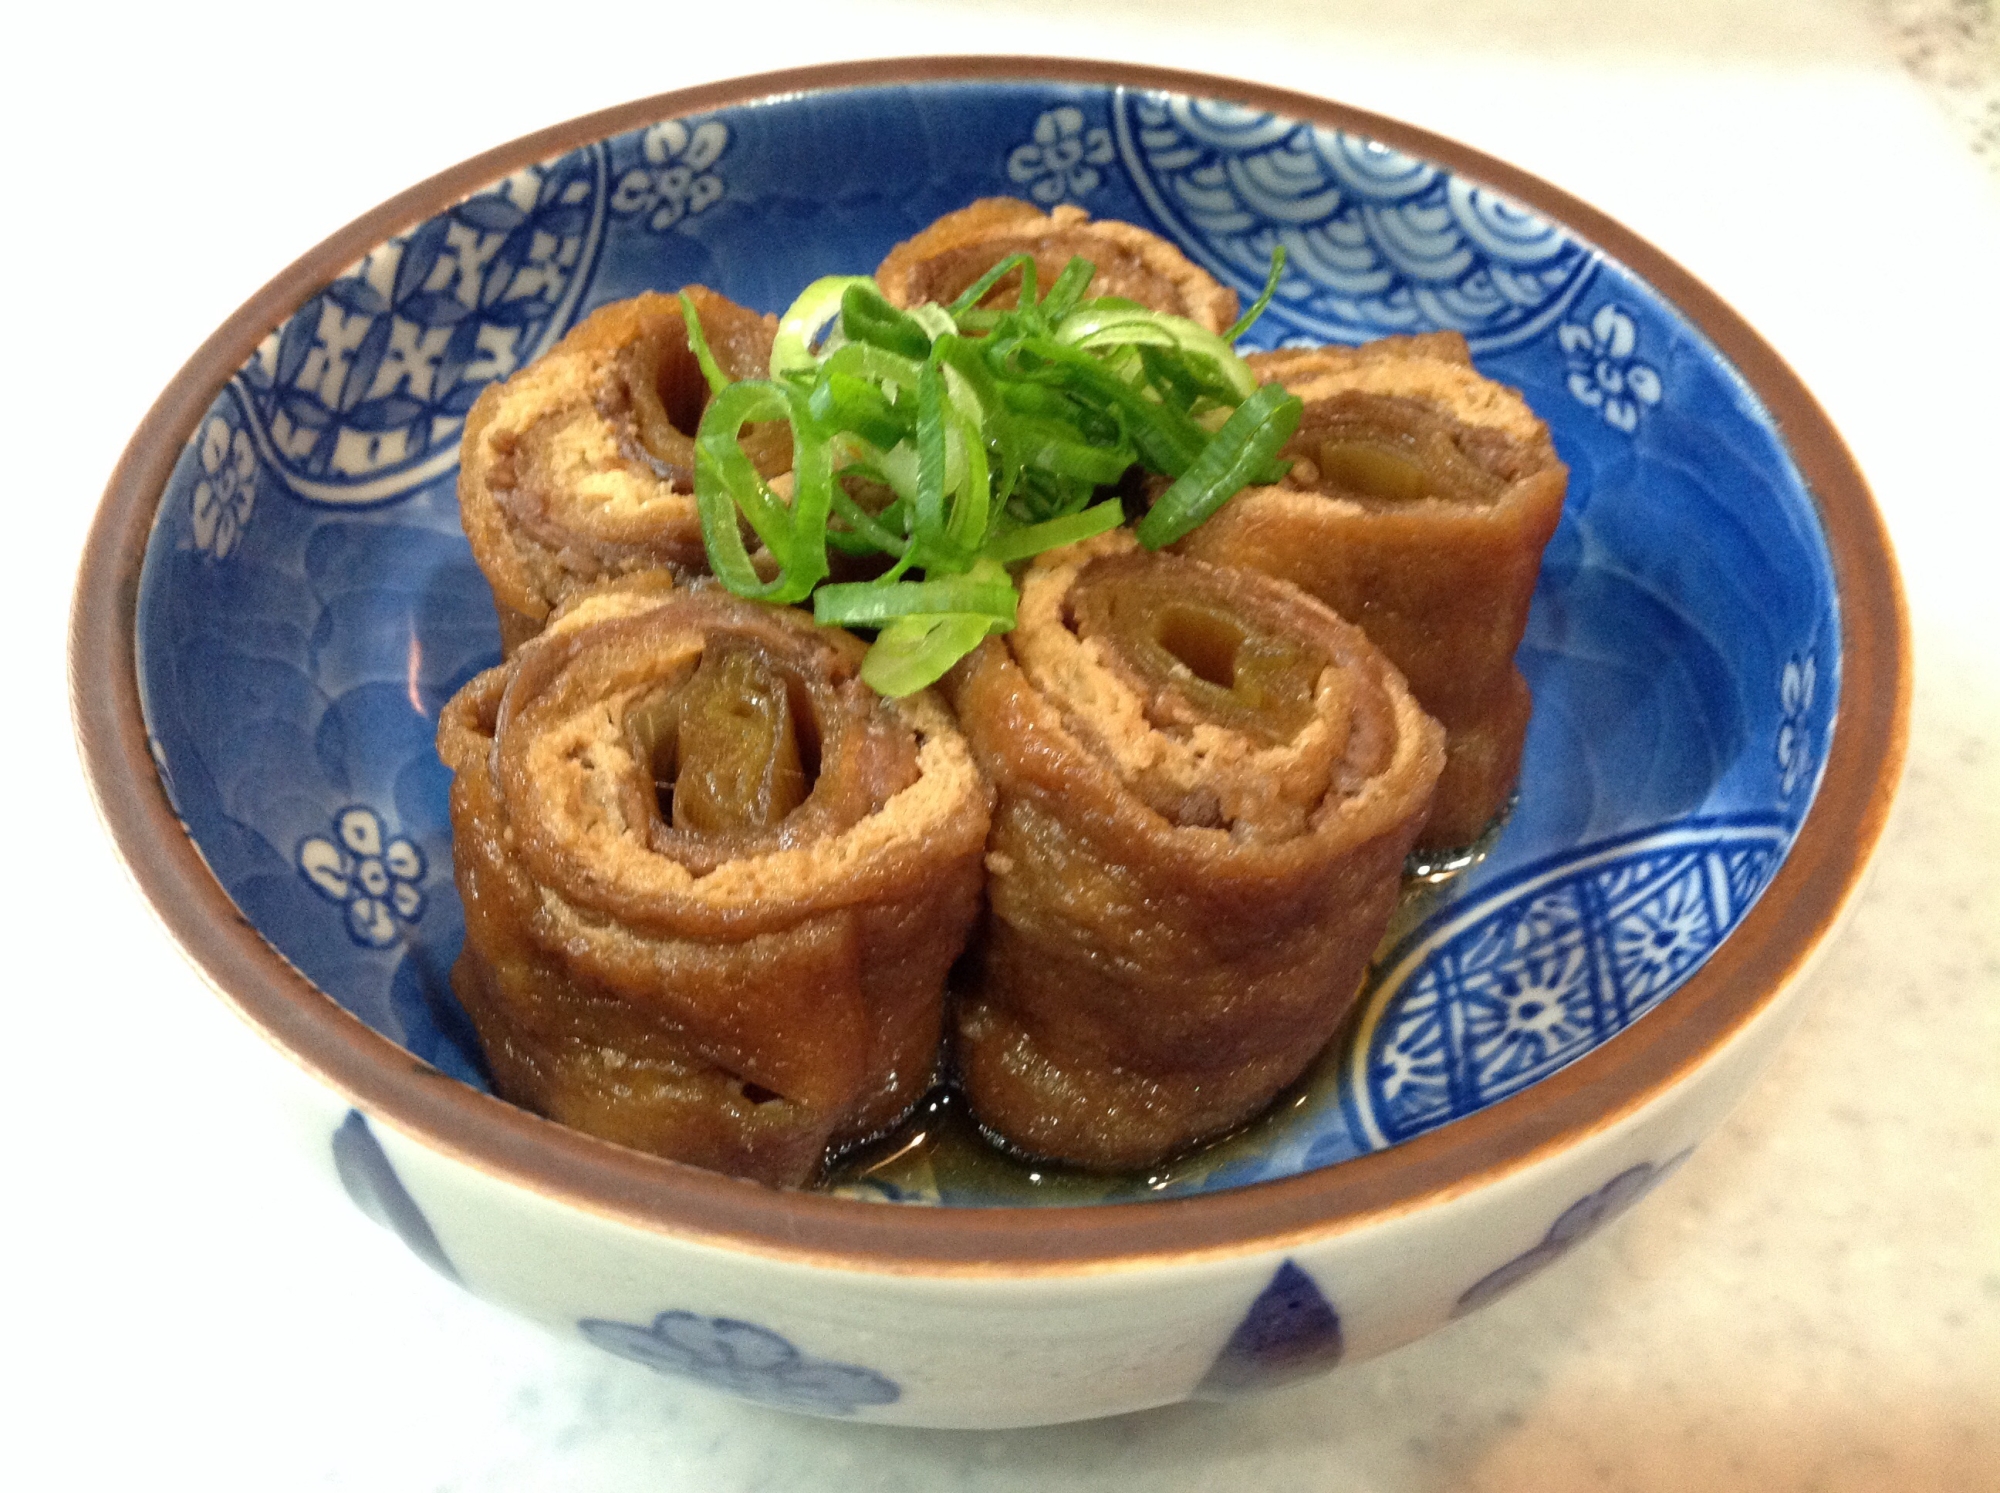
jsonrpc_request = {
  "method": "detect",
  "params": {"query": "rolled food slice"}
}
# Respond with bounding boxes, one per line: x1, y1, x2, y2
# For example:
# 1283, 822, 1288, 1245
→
947, 532, 1444, 1169
874, 198, 1238, 332
1175, 332, 1568, 850
457, 289, 786, 654
436, 578, 992, 1186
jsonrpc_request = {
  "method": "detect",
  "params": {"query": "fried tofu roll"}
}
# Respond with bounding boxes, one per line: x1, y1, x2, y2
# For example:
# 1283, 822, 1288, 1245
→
947, 533, 1444, 1169
436, 580, 992, 1186
1175, 333, 1568, 851
874, 198, 1239, 333
457, 290, 786, 654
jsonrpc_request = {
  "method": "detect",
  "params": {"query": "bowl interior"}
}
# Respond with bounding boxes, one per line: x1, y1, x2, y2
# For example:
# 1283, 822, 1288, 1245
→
132, 79, 1838, 1207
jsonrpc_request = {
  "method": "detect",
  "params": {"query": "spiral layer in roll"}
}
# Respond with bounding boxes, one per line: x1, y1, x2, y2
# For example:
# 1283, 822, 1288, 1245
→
874, 198, 1239, 332
436, 580, 992, 1186
946, 532, 1444, 1169
1175, 333, 1568, 850
457, 289, 786, 654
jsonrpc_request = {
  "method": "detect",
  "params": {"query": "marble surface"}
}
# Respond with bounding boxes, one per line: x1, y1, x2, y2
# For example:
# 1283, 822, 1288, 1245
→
1867, 0, 2000, 170
12, 1, 1997, 1487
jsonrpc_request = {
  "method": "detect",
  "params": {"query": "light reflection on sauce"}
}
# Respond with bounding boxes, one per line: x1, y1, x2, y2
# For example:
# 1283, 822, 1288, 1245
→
405, 633, 427, 718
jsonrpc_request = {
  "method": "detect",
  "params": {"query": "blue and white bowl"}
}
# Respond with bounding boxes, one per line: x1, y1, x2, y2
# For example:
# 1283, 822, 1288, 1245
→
72, 59, 1908, 1428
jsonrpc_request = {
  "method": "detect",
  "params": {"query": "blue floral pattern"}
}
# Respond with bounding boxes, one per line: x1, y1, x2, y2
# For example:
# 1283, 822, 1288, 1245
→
611, 118, 729, 231
299, 806, 426, 948
1007, 106, 1115, 204
1452, 1152, 1692, 1315
580, 1310, 900, 1415
189, 412, 258, 559
1559, 303, 1663, 431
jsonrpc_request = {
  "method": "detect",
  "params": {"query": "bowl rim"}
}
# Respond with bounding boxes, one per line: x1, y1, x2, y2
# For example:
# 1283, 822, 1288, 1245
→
69, 54, 1910, 1276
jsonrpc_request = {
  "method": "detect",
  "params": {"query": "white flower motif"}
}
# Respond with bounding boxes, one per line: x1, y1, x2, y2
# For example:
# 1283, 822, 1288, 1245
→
1007, 106, 1115, 205
190, 415, 258, 558
1557, 304, 1663, 433
299, 806, 426, 948
1500, 984, 1573, 1047
1614, 892, 1711, 978
1475, 952, 1587, 1074
612, 119, 728, 231
1777, 653, 1817, 795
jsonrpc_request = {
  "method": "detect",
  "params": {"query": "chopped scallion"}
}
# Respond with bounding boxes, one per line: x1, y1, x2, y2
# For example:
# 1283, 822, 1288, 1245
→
1134, 383, 1303, 550
682, 247, 1295, 693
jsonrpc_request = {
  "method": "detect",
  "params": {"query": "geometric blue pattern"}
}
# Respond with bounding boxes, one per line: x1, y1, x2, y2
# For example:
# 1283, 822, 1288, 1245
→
236, 145, 609, 507
1192, 1259, 1343, 1398
1113, 90, 1598, 352
330, 1110, 461, 1284
578, 1310, 900, 1415
1350, 821, 1788, 1147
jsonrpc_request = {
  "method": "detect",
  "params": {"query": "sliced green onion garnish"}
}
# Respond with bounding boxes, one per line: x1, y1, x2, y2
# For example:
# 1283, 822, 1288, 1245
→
840, 282, 932, 361
860, 612, 996, 696
1135, 383, 1303, 550
946, 252, 1035, 315
677, 291, 733, 397
1224, 244, 1289, 345
1004, 417, 1134, 486
772, 275, 873, 379
1039, 256, 1097, 320
813, 567, 1017, 628
981, 499, 1126, 564
908, 303, 959, 344
691, 380, 829, 603
911, 361, 952, 559
818, 342, 924, 393
809, 370, 904, 451
687, 247, 1291, 693
1055, 307, 1256, 400
828, 479, 908, 556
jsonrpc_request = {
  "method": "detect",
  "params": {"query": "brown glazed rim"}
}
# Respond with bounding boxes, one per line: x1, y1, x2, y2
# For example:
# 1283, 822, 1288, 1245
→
70, 56, 1910, 1277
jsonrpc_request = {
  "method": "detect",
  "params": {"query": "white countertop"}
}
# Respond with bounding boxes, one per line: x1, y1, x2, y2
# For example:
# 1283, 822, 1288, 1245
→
12, 2, 1997, 1487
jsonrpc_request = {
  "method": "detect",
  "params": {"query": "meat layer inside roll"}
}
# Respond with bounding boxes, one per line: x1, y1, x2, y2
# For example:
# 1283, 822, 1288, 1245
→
947, 532, 1444, 1169
457, 289, 786, 654
874, 198, 1239, 333
1175, 333, 1567, 850
436, 580, 992, 1186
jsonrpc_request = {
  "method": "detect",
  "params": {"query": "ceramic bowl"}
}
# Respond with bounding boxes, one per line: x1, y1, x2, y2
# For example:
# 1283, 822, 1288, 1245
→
71, 57, 1907, 1428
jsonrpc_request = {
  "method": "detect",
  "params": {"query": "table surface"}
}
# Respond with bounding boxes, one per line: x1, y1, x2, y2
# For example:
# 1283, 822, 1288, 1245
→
12, 2, 1997, 1488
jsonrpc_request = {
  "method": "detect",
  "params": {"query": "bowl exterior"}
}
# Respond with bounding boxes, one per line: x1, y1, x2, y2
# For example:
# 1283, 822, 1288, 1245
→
281, 942, 1822, 1427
